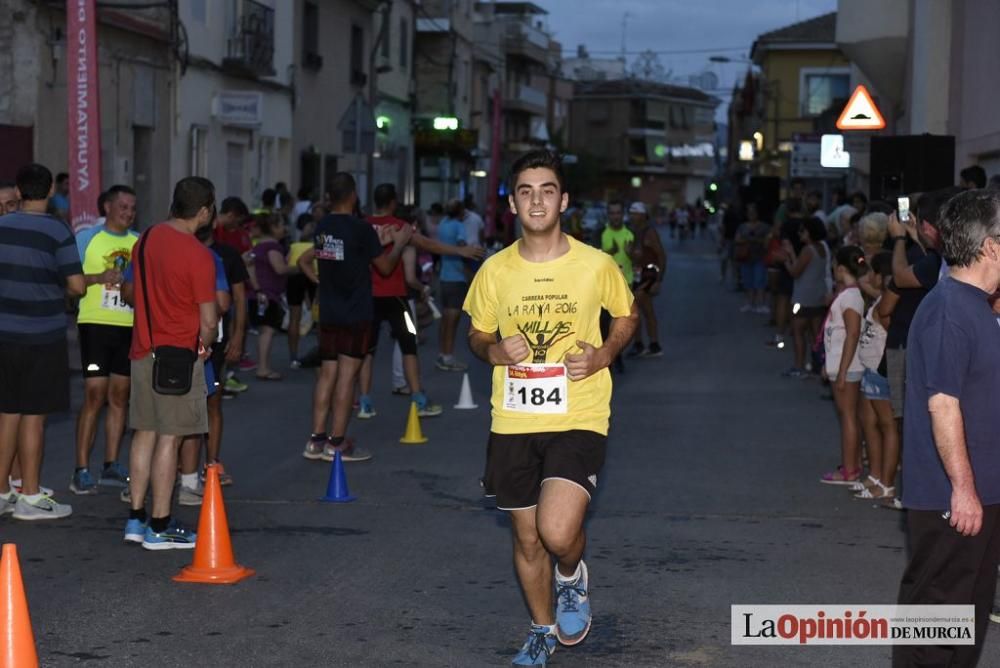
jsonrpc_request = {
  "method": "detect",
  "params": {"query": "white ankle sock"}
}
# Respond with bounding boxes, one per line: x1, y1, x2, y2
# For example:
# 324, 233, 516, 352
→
555, 561, 583, 584
180, 473, 199, 490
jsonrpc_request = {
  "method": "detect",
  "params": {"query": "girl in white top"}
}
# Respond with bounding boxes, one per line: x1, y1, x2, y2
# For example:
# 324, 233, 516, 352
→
853, 251, 899, 501
820, 246, 868, 485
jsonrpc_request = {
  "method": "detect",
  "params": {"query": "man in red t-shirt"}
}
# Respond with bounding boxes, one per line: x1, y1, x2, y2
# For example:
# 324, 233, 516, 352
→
357, 183, 487, 419
123, 177, 218, 551
214, 196, 252, 255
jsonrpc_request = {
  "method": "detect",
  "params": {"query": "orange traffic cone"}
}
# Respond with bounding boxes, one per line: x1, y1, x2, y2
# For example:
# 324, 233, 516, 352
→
399, 401, 428, 444
1, 544, 39, 668
173, 465, 255, 585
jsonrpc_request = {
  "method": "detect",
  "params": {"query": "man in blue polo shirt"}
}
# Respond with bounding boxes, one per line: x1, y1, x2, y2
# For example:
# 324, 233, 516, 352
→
0, 163, 85, 520
895, 189, 1000, 667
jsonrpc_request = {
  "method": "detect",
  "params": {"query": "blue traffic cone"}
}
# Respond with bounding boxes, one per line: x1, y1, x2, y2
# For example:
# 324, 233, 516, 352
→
320, 451, 356, 503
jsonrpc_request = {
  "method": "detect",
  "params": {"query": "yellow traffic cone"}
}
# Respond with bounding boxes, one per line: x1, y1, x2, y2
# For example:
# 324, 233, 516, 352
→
400, 401, 428, 444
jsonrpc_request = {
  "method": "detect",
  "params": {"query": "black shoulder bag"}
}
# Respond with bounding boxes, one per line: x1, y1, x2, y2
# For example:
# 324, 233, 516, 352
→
136, 227, 198, 395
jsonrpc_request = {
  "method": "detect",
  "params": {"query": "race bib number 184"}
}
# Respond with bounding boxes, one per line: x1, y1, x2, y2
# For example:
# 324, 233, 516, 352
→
504, 363, 567, 414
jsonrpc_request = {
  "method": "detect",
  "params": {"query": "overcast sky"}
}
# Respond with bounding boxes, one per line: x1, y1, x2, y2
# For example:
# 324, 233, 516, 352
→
538, 0, 837, 119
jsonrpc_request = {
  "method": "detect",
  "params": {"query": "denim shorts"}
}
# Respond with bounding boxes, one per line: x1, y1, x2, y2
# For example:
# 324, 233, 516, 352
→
861, 368, 891, 401
740, 260, 767, 291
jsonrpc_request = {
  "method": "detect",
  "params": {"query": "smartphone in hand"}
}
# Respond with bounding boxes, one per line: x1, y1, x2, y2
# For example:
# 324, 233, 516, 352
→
897, 196, 911, 223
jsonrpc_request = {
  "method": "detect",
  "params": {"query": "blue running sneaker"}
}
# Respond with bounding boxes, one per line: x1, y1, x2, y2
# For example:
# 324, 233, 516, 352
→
141, 522, 197, 551
413, 392, 443, 418
511, 624, 557, 666
99, 462, 129, 488
555, 560, 591, 646
124, 518, 147, 544
357, 395, 376, 419
70, 469, 98, 495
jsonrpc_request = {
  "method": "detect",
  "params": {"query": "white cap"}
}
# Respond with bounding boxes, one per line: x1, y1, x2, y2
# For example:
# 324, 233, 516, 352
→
629, 202, 647, 214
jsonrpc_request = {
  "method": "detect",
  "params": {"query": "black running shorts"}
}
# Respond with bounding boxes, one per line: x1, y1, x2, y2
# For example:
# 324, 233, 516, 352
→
0, 339, 71, 415
483, 430, 607, 510
78, 323, 133, 378
439, 281, 469, 310
369, 296, 417, 355
209, 344, 226, 392
250, 300, 285, 330
286, 274, 316, 307
319, 321, 372, 360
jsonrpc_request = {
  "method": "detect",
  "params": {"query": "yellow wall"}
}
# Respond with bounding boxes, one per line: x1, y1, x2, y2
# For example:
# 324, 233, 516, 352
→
756, 48, 851, 177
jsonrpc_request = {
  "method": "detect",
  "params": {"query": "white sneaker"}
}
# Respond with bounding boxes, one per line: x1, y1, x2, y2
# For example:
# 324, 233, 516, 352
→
755, 305, 771, 315
177, 485, 204, 507
0, 492, 15, 516
9, 478, 54, 496
12, 494, 72, 521
321, 439, 373, 463
739, 304, 753, 313
303, 439, 325, 460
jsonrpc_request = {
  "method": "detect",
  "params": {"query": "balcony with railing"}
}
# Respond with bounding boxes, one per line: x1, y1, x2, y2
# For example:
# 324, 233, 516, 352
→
223, 0, 275, 77
505, 83, 548, 115
503, 20, 551, 65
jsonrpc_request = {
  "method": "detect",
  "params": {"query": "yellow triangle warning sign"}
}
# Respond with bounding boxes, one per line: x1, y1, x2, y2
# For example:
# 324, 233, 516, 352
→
836, 85, 885, 131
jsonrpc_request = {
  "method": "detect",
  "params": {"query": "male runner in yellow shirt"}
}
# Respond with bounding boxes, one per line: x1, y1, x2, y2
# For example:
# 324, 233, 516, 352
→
464, 150, 638, 666
72, 185, 138, 494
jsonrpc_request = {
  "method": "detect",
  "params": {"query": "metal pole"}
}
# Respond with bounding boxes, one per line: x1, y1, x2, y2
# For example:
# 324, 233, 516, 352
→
485, 88, 502, 238
367, 1, 393, 208
773, 79, 780, 178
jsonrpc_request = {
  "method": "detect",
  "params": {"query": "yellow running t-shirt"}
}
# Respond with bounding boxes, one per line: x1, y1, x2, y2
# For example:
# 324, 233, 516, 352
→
601, 226, 635, 279
287, 241, 313, 267
77, 226, 139, 327
463, 236, 634, 436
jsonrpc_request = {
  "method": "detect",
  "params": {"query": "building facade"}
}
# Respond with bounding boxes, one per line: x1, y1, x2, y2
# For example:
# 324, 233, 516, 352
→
494, 1, 553, 158
414, 0, 477, 206
372, 0, 417, 203
742, 12, 851, 183
468, 1, 506, 210
569, 79, 718, 208
292, 0, 379, 205
563, 47, 627, 83
172, 0, 294, 209
0, 0, 174, 227
838, 0, 1000, 185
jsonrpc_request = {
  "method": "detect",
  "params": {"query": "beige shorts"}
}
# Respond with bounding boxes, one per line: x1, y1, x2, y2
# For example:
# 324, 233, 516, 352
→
129, 354, 208, 436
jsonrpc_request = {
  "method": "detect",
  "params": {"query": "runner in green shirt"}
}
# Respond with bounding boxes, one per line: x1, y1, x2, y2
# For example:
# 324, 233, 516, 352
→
600, 200, 634, 279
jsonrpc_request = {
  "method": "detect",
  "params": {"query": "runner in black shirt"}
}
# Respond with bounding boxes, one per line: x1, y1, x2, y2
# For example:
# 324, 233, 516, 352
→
297, 173, 412, 463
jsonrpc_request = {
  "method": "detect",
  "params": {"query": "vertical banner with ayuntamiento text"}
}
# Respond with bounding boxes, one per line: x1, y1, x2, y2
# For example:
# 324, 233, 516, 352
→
66, 0, 102, 232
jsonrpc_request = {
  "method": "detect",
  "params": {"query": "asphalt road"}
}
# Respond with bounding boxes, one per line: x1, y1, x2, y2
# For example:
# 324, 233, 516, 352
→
4, 231, 1000, 667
